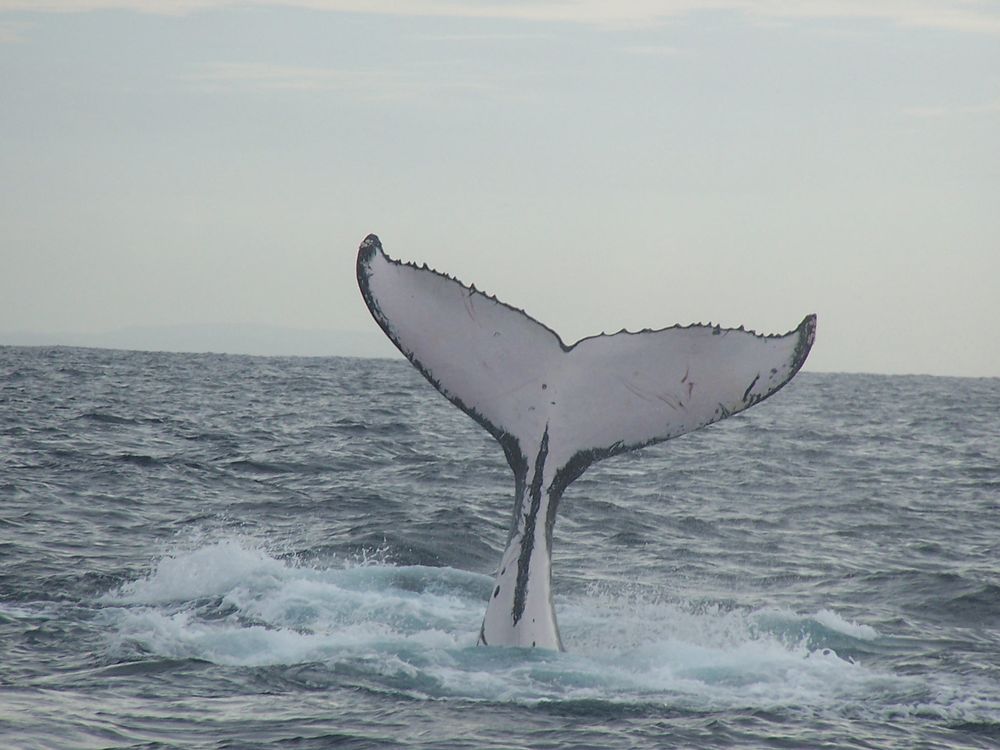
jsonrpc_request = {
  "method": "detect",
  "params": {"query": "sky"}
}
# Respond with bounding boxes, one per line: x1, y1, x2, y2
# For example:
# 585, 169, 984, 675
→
1, 1, 998, 376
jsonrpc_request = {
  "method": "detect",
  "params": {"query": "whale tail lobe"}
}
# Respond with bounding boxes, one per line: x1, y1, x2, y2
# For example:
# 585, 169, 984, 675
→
357, 234, 815, 649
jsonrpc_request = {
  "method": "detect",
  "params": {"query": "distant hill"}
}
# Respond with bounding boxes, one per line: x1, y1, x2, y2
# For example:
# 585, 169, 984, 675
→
0, 324, 401, 359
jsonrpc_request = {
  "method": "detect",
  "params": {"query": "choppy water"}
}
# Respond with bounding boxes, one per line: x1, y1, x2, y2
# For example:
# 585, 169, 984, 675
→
1, 344, 998, 749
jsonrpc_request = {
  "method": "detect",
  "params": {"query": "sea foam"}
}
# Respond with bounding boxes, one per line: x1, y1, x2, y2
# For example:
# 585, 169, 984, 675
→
102, 537, 910, 714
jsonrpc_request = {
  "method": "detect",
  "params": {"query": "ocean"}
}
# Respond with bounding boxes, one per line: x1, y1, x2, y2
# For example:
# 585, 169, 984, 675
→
1, 344, 998, 749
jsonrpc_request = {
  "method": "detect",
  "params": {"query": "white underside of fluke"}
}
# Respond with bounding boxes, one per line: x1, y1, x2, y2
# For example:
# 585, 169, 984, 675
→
357, 234, 815, 650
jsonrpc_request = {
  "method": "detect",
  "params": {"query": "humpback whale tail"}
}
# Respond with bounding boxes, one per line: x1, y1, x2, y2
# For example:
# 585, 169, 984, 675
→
356, 234, 815, 650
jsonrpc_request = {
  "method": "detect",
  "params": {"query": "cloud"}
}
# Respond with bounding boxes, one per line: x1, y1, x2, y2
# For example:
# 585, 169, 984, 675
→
622, 44, 684, 57
188, 62, 400, 93
413, 32, 553, 42
1, 0, 1000, 35
0, 20, 30, 42
903, 100, 1000, 118
185, 61, 498, 100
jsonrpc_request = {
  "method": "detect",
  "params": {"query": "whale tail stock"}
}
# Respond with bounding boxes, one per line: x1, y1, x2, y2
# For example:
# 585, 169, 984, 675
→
356, 234, 816, 650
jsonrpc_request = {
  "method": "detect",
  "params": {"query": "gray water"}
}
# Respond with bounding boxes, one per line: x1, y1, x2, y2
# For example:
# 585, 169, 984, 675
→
1, 345, 998, 748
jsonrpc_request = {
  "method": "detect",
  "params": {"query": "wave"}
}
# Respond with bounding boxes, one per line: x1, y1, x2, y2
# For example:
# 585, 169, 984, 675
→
94, 536, 1000, 725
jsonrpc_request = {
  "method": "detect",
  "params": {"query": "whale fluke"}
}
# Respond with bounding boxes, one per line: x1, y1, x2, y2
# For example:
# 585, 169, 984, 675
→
356, 233, 815, 650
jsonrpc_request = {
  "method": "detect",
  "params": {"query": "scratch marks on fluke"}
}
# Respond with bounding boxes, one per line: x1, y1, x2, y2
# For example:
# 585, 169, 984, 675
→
355, 234, 816, 650
513, 427, 549, 626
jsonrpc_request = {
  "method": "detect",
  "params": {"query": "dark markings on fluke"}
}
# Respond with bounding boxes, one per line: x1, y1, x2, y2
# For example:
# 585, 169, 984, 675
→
356, 233, 816, 650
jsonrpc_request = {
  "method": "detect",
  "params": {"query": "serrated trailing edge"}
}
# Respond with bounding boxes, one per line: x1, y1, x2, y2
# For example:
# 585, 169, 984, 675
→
355, 233, 816, 651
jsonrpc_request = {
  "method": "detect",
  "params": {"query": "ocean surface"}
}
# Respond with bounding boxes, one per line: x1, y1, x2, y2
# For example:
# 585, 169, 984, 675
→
1, 344, 998, 749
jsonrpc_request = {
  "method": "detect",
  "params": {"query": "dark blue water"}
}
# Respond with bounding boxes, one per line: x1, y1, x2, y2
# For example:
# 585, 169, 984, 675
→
1, 345, 998, 749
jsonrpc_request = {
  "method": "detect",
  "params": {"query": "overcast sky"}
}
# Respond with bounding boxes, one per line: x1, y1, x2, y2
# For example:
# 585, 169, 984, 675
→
1, 1, 998, 376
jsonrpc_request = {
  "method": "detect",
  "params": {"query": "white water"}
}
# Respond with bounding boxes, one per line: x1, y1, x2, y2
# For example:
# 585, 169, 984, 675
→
97, 536, 968, 721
